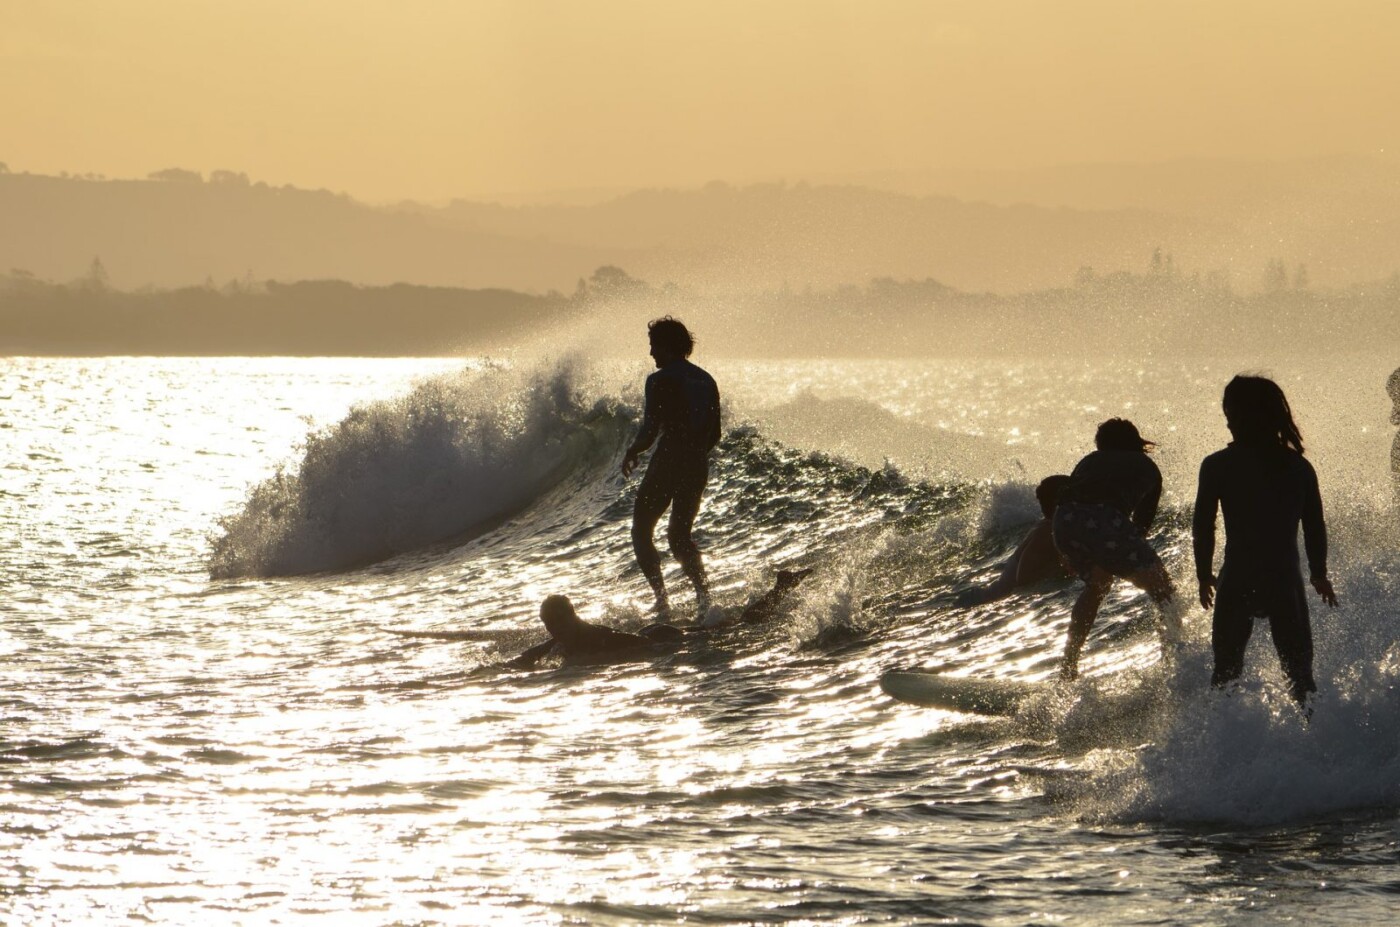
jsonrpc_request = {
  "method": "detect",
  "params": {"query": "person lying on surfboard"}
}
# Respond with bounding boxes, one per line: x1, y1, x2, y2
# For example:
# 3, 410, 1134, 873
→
504, 595, 685, 669
956, 475, 1072, 607
505, 569, 817, 666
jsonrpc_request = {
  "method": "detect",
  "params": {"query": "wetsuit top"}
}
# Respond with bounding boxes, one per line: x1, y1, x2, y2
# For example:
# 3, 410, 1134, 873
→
561, 622, 653, 656
1192, 442, 1326, 584
1060, 449, 1162, 532
635, 359, 721, 460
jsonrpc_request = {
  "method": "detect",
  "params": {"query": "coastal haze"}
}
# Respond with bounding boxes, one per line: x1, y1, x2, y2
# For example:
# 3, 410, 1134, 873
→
3, 5, 1400, 927
4, 1, 1400, 312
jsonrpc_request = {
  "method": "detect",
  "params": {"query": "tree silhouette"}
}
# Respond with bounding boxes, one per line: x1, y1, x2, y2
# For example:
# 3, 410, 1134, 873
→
148, 168, 203, 183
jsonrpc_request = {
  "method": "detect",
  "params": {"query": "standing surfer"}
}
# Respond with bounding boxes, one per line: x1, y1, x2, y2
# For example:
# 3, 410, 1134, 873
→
1052, 419, 1176, 680
1193, 375, 1338, 706
621, 317, 721, 619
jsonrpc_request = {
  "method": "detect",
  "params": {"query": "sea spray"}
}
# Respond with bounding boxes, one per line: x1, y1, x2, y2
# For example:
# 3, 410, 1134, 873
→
209, 360, 631, 577
1043, 532, 1400, 826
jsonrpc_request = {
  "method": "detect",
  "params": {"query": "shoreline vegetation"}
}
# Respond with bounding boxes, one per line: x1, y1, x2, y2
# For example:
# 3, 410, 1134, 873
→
2, 259, 1396, 357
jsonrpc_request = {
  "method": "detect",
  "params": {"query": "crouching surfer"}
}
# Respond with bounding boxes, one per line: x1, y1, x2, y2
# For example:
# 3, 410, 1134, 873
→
1052, 419, 1176, 680
504, 595, 685, 669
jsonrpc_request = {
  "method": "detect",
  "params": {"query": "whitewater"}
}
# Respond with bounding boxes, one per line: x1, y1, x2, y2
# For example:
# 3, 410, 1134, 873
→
2, 352, 1398, 926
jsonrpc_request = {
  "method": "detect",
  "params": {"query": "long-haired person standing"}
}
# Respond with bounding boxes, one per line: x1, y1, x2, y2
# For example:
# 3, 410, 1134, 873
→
1193, 375, 1339, 706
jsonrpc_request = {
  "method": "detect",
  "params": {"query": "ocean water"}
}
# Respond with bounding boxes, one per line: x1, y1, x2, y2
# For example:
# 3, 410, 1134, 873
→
2, 353, 1398, 926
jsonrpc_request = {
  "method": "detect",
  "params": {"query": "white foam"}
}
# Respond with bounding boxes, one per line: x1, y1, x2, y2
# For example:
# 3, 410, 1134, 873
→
209, 360, 630, 577
1048, 521, 1400, 825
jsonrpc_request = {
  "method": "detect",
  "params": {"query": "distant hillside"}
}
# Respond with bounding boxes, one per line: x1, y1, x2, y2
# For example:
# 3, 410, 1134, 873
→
5, 165, 1398, 295
0, 171, 629, 293
2, 169, 1224, 294
414, 182, 1227, 294
0, 272, 568, 356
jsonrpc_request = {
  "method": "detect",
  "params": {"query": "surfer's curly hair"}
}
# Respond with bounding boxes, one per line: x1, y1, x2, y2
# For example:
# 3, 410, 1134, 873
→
648, 316, 695, 358
1095, 418, 1156, 453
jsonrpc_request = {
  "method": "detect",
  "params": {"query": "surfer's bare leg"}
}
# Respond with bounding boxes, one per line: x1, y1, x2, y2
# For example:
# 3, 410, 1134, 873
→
1124, 562, 1181, 657
666, 475, 711, 613
1126, 562, 1174, 604
1062, 568, 1113, 681
632, 475, 673, 615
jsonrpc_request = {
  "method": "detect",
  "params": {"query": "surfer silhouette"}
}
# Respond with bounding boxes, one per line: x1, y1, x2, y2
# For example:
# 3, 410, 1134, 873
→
621, 317, 721, 620
1193, 375, 1338, 706
956, 475, 1072, 607
504, 595, 684, 669
1052, 419, 1175, 680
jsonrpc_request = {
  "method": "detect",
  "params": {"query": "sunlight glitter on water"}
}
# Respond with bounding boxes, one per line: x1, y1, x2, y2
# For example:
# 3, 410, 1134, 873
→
3, 355, 1399, 925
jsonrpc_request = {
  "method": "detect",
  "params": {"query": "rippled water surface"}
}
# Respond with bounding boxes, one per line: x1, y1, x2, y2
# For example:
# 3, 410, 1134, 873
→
2, 355, 1398, 926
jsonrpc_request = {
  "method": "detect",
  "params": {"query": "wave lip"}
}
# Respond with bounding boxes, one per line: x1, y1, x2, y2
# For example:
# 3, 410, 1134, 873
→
209, 363, 628, 578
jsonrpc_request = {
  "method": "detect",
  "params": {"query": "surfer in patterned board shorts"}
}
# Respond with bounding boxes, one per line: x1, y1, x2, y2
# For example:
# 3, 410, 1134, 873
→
621, 317, 721, 621
1052, 418, 1176, 680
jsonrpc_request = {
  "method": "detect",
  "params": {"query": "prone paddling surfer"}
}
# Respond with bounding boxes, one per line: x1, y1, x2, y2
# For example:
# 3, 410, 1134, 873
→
505, 595, 683, 669
621, 317, 721, 620
504, 568, 814, 668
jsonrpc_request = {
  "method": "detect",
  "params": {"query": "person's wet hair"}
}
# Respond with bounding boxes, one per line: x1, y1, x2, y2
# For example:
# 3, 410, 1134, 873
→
1035, 474, 1071, 516
1222, 375, 1305, 454
647, 316, 695, 358
1094, 418, 1155, 453
1388, 367, 1400, 402
540, 595, 579, 639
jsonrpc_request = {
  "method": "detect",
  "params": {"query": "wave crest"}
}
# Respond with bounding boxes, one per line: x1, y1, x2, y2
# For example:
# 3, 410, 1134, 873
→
209, 362, 629, 578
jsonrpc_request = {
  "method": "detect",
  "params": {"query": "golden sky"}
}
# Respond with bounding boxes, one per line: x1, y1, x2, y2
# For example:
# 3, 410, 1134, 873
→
3, 0, 1397, 202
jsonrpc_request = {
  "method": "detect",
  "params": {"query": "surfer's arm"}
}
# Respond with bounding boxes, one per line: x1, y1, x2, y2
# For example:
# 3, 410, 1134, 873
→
622, 376, 662, 476
1301, 462, 1337, 606
1132, 466, 1162, 533
504, 639, 555, 669
706, 384, 722, 451
1192, 458, 1220, 608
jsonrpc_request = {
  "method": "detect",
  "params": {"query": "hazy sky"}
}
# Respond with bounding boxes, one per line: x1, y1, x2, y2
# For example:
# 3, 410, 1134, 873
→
4, 1, 1398, 202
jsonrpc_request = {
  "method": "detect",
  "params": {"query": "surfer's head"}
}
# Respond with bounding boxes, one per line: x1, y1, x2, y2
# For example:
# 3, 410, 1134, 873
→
1222, 375, 1304, 454
1035, 475, 1071, 516
540, 595, 584, 641
1388, 367, 1400, 402
1095, 418, 1155, 454
648, 316, 695, 364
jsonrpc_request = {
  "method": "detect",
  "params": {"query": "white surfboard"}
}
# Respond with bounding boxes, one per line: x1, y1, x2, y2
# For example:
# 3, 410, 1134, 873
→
879, 669, 1040, 715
